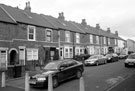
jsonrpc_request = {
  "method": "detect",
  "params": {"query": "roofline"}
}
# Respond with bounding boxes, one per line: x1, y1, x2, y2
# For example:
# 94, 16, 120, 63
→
0, 5, 17, 23
18, 21, 59, 30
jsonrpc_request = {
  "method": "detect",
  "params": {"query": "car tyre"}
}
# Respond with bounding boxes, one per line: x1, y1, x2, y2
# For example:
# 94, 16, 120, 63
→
125, 63, 128, 68
53, 77, 59, 88
96, 62, 99, 66
76, 70, 82, 79
104, 60, 107, 64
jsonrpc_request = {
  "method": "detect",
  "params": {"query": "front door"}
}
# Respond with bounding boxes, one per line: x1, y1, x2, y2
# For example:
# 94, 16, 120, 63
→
60, 47, 63, 60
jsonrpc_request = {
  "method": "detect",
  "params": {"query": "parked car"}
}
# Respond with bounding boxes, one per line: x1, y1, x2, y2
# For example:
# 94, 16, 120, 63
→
105, 53, 119, 62
124, 53, 135, 67
84, 55, 107, 66
118, 54, 128, 59
29, 59, 84, 88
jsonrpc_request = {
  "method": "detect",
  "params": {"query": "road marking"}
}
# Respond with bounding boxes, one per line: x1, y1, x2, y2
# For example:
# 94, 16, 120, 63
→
106, 75, 132, 91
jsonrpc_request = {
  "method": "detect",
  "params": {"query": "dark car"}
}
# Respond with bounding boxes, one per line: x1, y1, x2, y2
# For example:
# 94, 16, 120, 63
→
29, 59, 84, 88
105, 53, 119, 62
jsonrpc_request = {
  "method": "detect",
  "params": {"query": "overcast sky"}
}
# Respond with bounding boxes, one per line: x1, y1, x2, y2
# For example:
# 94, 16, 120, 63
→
0, 0, 135, 40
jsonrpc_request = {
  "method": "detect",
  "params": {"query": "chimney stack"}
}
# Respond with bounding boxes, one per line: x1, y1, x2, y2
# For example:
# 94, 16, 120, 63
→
58, 12, 65, 21
115, 31, 118, 36
24, 1, 31, 12
96, 24, 100, 29
81, 19, 87, 26
107, 27, 111, 33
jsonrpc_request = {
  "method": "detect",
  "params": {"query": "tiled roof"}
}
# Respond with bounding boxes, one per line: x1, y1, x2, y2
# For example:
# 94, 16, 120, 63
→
0, 4, 55, 29
57, 20, 85, 33
70, 21, 99, 35
0, 5, 16, 24
41, 14, 68, 30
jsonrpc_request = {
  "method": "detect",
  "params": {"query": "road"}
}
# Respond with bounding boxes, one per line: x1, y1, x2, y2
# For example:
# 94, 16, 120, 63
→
6, 59, 135, 91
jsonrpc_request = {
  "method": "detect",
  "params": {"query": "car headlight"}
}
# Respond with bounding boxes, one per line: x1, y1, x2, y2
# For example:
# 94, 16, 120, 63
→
37, 77, 46, 81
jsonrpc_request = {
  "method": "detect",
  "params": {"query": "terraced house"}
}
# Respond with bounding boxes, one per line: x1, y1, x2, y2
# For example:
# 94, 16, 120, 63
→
0, 2, 125, 78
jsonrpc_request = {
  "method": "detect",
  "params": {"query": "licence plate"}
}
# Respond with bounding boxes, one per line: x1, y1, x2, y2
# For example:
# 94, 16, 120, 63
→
29, 80, 36, 84
128, 63, 134, 65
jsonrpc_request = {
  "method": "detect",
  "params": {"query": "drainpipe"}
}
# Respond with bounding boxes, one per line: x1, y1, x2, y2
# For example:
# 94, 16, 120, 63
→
58, 30, 61, 60
73, 32, 75, 59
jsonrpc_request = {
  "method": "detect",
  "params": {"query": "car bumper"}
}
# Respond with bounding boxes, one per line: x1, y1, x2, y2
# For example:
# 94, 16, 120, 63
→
29, 79, 48, 87
125, 62, 135, 66
85, 62, 95, 65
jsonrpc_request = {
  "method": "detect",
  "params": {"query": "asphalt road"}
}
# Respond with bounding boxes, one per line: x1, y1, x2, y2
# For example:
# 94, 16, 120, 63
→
30, 59, 135, 91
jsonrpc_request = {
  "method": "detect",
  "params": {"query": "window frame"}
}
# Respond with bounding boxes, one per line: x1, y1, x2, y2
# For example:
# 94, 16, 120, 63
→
76, 33, 80, 43
46, 29, 53, 42
90, 34, 93, 44
65, 31, 70, 42
27, 25, 36, 41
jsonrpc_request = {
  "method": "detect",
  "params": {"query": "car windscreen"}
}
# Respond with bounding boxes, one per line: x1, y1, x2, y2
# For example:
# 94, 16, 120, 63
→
44, 62, 60, 70
128, 54, 135, 59
89, 56, 98, 59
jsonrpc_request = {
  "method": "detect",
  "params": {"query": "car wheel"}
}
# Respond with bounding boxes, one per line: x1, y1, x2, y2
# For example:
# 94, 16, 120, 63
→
76, 70, 82, 79
125, 63, 128, 68
96, 62, 99, 66
104, 60, 107, 64
53, 77, 59, 88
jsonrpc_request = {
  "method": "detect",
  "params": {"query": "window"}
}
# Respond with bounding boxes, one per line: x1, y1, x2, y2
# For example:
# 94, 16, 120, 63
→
108, 38, 110, 45
28, 25, 36, 41
80, 48, 84, 54
27, 49, 38, 61
46, 29, 52, 42
76, 33, 80, 43
96, 36, 99, 44
64, 47, 73, 58
65, 31, 70, 42
19, 48, 25, 65
76, 48, 80, 55
90, 34, 93, 44
104, 37, 106, 44
115, 39, 117, 45
0, 49, 7, 69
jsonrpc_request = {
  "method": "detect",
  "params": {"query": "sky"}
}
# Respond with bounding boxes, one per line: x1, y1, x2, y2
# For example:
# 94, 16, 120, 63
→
0, 0, 135, 40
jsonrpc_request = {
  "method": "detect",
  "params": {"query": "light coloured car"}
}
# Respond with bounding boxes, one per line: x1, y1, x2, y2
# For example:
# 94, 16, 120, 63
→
84, 55, 107, 66
124, 53, 135, 67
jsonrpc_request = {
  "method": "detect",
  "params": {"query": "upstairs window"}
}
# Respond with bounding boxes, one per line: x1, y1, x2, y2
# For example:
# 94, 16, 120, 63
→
46, 29, 52, 42
104, 37, 106, 44
76, 33, 80, 43
115, 39, 117, 45
108, 38, 110, 45
90, 34, 93, 44
28, 25, 36, 41
96, 36, 99, 44
65, 31, 70, 42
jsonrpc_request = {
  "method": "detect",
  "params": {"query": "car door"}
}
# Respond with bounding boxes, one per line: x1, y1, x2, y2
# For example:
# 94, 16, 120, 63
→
66, 60, 78, 77
57, 61, 69, 81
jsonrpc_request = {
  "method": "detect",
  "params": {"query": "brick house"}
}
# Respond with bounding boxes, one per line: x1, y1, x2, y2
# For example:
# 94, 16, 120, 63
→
0, 2, 124, 79
0, 3, 60, 78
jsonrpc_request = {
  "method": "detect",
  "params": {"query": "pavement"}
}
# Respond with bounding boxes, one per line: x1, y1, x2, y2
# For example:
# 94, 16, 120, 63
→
0, 68, 135, 91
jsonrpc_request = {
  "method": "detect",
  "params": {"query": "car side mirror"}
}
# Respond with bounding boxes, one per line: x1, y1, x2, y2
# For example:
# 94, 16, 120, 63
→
59, 67, 65, 71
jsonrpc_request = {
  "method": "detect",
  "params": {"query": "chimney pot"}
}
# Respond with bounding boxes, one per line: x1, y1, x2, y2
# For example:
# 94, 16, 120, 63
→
96, 24, 100, 29
81, 19, 87, 26
107, 27, 111, 33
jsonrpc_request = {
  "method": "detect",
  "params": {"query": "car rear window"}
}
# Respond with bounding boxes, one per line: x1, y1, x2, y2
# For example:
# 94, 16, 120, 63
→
128, 54, 135, 59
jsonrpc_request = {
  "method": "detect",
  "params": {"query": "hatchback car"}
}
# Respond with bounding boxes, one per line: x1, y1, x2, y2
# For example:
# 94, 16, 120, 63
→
29, 59, 84, 88
105, 53, 119, 62
125, 53, 135, 67
84, 55, 107, 66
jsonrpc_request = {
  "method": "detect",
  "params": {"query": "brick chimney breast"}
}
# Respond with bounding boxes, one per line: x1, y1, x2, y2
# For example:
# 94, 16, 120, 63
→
81, 19, 87, 26
115, 31, 118, 36
24, 1, 31, 12
58, 12, 65, 21
96, 24, 100, 29
107, 27, 111, 33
